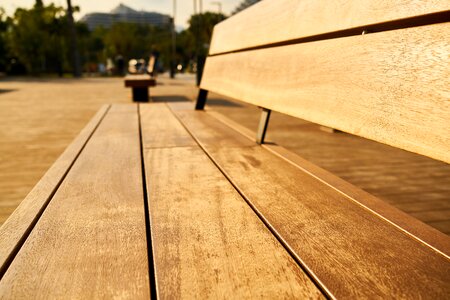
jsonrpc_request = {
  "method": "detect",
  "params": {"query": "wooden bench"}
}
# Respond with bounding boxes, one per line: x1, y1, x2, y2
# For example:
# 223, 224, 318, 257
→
1, 1, 449, 298
124, 57, 157, 102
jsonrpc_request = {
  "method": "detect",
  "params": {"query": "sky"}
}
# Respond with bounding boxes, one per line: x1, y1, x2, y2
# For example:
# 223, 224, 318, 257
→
0, 0, 243, 28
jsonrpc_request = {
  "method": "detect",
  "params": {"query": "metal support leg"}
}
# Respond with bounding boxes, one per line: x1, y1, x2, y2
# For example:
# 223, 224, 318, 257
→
195, 89, 208, 110
132, 87, 149, 102
256, 108, 271, 144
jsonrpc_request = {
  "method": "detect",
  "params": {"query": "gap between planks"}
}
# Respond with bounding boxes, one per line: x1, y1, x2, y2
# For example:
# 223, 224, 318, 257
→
137, 103, 157, 299
204, 109, 450, 259
168, 106, 450, 297
164, 103, 334, 298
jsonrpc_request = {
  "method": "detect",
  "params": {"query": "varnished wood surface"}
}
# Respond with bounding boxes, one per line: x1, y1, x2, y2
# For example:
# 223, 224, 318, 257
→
204, 94, 450, 235
0, 77, 198, 226
209, 0, 449, 54
0, 78, 132, 226
0, 108, 150, 298
1, 76, 448, 233
141, 102, 323, 298
202, 22, 450, 163
145, 146, 323, 299
0, 104, 110, 275
140, 103, 196, 149
0, 75, 448, 296
171, 107, 450, 298
207, 109, 450, 253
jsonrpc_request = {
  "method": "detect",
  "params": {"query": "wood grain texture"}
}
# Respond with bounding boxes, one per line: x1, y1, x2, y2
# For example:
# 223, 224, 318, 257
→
141, 104, 323, 298
0, 78, 134, 226
0, 107, 150, 299
145, 146, 323, 299
202, 23, 450, 163
0, 104, 110, 275
108, 103, 138, 113
209, 0, 449, 54
204, 108, 450, 254
140, 103, 197, 149
173, 109, 450, 298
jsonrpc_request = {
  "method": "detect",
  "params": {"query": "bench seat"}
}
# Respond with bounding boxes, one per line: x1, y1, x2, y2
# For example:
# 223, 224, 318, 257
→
124, 75, 156, 102
0, 103, 448, 298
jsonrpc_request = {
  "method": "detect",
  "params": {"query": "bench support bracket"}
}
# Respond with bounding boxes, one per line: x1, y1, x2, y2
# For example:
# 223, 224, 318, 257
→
195, 89, 208, 110
132, 87, 149, 102
256, 108, 271, 144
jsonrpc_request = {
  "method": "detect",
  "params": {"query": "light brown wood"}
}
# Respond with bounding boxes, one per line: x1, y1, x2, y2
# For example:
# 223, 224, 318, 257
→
0, 78, 134, 226
202, 23, 450, 163
140, 103, 197, 149
0, 107, 150, 299
108, 103, 138, 113
145, 146, 323, 298
141, 104, 323, 298
206, 98, 450, 235
209, 0, 449, 54
204, 108, 450, 253
172, 108, 450, 298
0, 104, 110, 275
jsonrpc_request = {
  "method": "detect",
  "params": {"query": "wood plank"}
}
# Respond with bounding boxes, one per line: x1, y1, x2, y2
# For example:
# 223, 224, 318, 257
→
429, 220, 450, 235
108, 103, 137, 113
202, 23, 450, 163
0, 104, 110, 276
145, 146, 323, 298
0, 107, 150, 299
140, 103, 197, 148
202, 107, 450, 253
209, 0, 449, 54
140, 104, 323, 297
172, 108, 450, 298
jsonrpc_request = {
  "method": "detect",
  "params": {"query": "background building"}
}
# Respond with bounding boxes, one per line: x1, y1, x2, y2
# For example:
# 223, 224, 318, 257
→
81, 4, 171, 30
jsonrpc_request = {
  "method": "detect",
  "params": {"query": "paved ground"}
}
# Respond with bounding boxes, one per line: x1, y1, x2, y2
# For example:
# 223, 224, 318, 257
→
1, 74, 449, 234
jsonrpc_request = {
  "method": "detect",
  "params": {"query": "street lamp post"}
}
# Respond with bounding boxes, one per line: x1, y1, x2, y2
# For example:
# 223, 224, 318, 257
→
170, 0, 176, 78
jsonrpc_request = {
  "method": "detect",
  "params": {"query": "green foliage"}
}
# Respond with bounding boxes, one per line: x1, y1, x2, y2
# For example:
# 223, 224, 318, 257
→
0, 5, 226, 75
0, 8, 10, 71
187, 12, 226, 56
7, 2, 68, 74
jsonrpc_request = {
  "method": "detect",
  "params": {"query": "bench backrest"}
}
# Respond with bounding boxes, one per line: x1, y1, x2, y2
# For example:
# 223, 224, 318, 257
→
197, 0, 450, 164
147, 55, 156, 76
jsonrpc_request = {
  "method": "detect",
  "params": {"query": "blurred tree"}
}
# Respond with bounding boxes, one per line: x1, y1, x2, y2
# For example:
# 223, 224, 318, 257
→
0, 8, 10, 72
187, 12, 225, 56
8, 2, 68, 75
1, 5, 226, 76
66, 0, 81, 77
186, 12, 225, 84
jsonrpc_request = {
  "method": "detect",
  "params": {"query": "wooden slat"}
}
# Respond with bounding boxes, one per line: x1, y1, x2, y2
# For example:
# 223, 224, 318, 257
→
0, 104, 110, 276
205, 108, 450, 254
209, 0, 449, 54
202, 23, 450, 163
108, 103, 138, 113
140, 103, 196, 149
141, 103, 323, 298
171, 108, 450, 298
145, 147, 323, 298
0, 106, 150, 298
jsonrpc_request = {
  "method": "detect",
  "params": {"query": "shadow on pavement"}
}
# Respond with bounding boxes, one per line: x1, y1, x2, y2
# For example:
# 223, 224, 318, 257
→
207, 98, 243, 107
0, 89, 17, 94
152, 95, 190, 102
